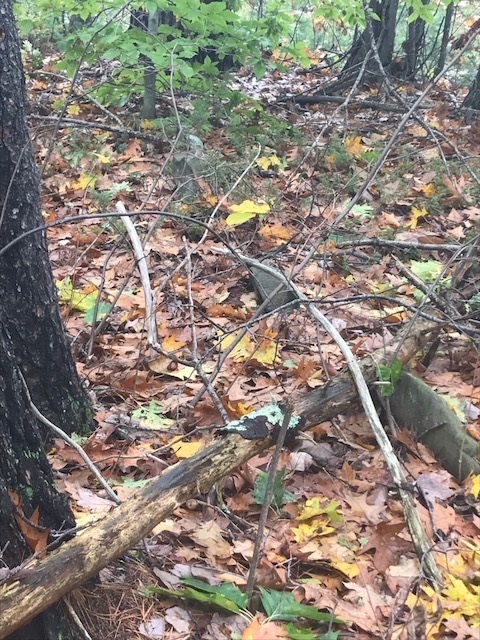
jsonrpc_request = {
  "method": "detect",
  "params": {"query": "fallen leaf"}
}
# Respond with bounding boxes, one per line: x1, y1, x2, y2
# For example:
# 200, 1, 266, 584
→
138, 616, 165, 639
170, 440, 204, 459
190, 521, 232, 559
242, 615, 288, 640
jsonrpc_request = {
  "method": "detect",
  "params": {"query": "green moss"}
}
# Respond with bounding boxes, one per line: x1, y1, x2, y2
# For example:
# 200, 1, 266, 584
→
67, 393, 94, 437
19, 484, 35, 501
25, 449, 40, 459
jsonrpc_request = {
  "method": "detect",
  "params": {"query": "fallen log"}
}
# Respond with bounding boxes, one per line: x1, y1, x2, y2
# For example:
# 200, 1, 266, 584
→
0, 317, 438, 638
390, 372, 480, 481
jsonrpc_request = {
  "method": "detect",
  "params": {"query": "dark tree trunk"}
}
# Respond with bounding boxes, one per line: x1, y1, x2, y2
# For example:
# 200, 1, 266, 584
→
0, 1, 93, 636
130, 7, 161, 119
0, 0, 92, 436
435, 0, 454, 75
343, 0, 399, 76
404, 5, 428, 79
0, 324, 80, 640
463, 66, 480, 109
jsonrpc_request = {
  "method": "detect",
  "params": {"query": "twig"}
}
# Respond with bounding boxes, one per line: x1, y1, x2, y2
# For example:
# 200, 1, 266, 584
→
38, 1, 134, 178
332, 238, 462, 252
183, 238, 229, 421
86, 244, 117, 360
360, 0, 480, 196
116, 201, 159, 350
64, 596, 93, 640
287, 95, 421, 112
30, 70, 125, 128
331, 24, 480, 227
29, 115, 165, 144
190, 267, 297, 408
19, 373, 120, 505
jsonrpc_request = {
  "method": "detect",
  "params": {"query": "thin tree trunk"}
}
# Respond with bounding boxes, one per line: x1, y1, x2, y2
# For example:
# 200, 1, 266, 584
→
405, 5, 427, 78
141, 10, 160, 120
0, 325, 79, 640
0, 2, 92, 635
435, 0, 454, 75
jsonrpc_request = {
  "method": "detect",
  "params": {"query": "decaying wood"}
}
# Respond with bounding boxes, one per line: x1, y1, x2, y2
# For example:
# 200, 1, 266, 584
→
390, 372, 480, 481
0, 317, 438, 638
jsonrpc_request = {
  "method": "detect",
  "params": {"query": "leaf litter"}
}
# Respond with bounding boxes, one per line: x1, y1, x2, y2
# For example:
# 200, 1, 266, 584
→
26, 49, 480, 640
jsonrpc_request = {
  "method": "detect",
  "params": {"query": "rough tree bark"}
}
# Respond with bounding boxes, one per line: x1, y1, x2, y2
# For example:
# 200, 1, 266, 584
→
404, 4, 428, 79
0, 0, 92, 435
0, 324, 80, 640
0, 1, 93, 637
434, 0, 454, 76
342, 0, 399, 77
463, 65, 480, 109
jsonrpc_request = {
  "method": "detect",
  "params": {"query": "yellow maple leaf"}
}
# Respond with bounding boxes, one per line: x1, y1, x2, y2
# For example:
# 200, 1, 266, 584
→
220, 332, 252, 361
94, 153, 111, 164
225, 401, 252, 418
296, 497, 327, 521
252, 329, 281, 366
140, 119, 156, 130
291, 518, 334, 543
225, 200, 270, 227
330, 560, 360, 578
67, 104, 81, 116
259, 223, 294, 241
256, 154, 281, 170
420, 182, 436, 196
443, 576, 480, 618
468, 475, 480, 499
74, 173, 96, 190
252, 341, 280, 366
407, 206, 428, 229
345, 135, 365, 158
170, 440, 203, 459
56, 277, 96, 313
204, 194, 218, 206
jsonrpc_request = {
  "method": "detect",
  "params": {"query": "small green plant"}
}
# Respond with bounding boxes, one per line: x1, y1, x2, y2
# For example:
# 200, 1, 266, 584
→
376, 358, 402, 397
131, 401, 175, 430
56, 277, 112, 325
322, 134, 352, 171
142, 577, 344, 639
409, 259, 452, 302
252, 467, 296, 508
110, 477, 150, 489
90, 182, 131, 211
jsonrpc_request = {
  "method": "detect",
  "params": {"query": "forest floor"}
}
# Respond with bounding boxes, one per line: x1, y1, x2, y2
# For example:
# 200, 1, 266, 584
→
27, 53, 480, 640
